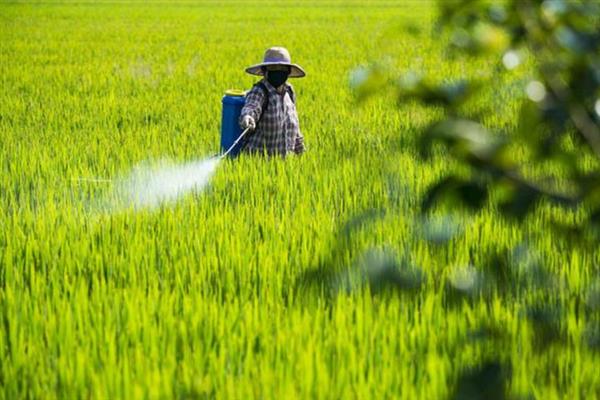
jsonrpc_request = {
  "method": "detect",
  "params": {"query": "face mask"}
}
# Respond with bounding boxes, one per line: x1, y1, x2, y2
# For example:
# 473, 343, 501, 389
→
266, 70, 289, 87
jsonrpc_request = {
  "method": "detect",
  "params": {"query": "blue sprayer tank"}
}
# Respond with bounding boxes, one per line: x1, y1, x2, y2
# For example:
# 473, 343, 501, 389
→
221, 89, 247, 157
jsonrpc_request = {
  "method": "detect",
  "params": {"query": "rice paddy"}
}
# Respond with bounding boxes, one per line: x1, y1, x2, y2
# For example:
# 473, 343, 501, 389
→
1, 1, 599, 399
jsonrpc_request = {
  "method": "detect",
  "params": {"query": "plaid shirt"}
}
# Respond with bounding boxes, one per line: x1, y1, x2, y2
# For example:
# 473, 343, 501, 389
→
239, 79, 305, 156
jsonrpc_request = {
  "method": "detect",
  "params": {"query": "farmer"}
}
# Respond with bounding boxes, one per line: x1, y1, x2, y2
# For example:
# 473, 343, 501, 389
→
239, 46, 306, 156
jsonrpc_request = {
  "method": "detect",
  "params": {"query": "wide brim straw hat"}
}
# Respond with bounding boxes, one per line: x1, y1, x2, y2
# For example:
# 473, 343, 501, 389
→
245, 46, 306, 78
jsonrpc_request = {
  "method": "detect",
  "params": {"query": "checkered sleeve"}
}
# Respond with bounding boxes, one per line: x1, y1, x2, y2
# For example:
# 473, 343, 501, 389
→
239, 85, 265, 127
294, 131, 305, 154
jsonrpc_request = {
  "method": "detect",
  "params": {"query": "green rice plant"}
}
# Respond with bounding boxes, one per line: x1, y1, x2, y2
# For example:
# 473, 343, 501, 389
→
1, 1, 599, 399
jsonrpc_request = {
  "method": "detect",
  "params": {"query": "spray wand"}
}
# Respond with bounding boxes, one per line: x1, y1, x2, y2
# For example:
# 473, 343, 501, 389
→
219, 127, 251, 159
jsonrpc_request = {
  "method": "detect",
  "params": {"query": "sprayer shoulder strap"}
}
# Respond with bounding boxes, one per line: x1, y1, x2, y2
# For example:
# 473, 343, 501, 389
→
254, 82, 296, 122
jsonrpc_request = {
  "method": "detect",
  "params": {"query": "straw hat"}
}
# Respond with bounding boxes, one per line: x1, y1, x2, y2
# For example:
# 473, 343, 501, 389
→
245, 47, 306, 78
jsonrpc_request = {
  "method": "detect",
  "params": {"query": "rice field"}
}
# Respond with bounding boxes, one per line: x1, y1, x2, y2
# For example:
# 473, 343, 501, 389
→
1, 1, 599, 399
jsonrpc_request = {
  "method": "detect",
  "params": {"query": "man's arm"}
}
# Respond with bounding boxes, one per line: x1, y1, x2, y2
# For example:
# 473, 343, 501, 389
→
294, 132, 305, 154
239, 86, 265, 129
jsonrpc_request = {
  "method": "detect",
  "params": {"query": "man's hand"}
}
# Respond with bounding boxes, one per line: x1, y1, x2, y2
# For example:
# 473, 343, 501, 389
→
241, 115, 256, 131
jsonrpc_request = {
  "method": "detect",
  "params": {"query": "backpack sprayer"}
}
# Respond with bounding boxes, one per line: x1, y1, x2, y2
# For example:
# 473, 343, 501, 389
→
220, 89, 250, 158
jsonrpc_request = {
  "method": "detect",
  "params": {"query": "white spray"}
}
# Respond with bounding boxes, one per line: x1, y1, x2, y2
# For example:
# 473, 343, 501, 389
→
114, 157, 220, 210
77, 128, 250, 213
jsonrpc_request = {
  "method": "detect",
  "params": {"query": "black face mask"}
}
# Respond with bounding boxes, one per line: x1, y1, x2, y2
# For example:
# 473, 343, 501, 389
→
266, 70, 289, 87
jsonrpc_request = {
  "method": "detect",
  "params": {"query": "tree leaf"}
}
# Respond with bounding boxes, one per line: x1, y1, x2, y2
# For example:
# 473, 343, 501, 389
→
498, 184, 540, 219
451, 360, 511, 400
422, 176, 488, 212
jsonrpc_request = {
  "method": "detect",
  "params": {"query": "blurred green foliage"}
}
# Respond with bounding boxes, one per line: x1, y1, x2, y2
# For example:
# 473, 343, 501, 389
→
347, 1, 600, 397
353, 0, 600, 236
425, 0, 600, 236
